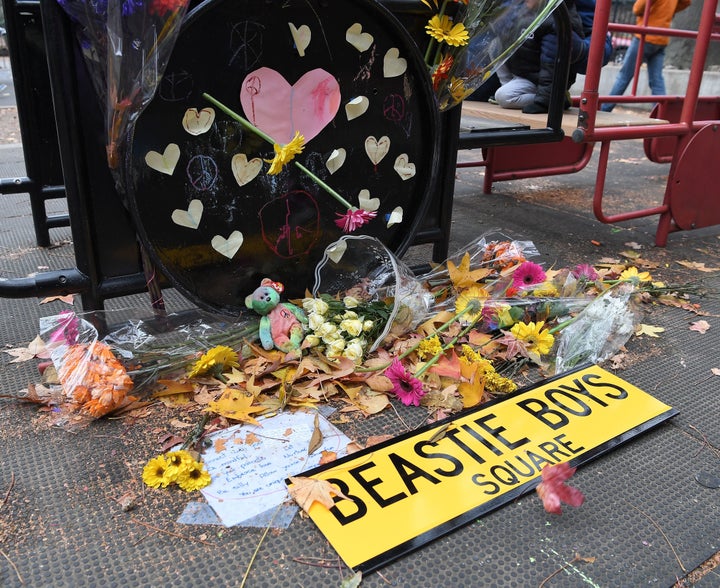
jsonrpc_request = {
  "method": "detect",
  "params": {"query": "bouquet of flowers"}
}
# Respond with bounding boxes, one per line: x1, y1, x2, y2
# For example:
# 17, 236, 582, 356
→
56, 0, 190, 187
421, 0, 562, 109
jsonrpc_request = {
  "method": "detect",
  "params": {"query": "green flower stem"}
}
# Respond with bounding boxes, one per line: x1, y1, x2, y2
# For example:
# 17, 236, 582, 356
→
293, 162, 354, 210
202, 92, 354, 211
181, 412, 211, 451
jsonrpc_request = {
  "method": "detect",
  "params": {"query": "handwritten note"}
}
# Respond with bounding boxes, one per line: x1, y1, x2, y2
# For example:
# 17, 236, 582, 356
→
200, 411, 351, 527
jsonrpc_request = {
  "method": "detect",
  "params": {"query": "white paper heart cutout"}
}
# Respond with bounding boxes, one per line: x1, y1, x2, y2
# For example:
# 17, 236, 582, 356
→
145, 144, 180, 175
326, 149, 346, 174
346, 23, 374, 52
365, 136, 390, 166
171, 199, 203, 229
231, 153, 263, 186
394, 153, 416, 180
345, 96, 369, 121
383, 48, 407, 78
182, 108, 215, 136
357, 189, 380, 212
386, 206, 404, 228
211, 231, 244, 259
289, 23, 311, 56
327, 240, 348, 263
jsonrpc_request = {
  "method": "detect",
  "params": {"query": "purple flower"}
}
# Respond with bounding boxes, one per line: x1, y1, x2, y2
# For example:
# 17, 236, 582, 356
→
49, 311, 79, 346
512, 261, 546, 289
384, 358, 425, 407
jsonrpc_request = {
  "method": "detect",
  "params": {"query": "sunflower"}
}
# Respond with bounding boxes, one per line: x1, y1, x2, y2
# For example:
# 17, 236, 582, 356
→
176, 461, 212, 491
510, 320, 555, 356
188, 345, 240, 378
266, 131, 305, 175
142, 455, 173, 488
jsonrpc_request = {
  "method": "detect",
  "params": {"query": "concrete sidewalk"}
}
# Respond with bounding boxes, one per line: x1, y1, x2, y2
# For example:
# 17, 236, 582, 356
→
0, 133, 719, 587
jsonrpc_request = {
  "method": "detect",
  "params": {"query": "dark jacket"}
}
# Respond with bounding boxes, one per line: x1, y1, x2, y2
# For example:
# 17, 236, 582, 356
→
504, 0, 587, 107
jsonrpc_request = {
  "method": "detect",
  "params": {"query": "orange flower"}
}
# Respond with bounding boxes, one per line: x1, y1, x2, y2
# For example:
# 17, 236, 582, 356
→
58, 342, 135, 417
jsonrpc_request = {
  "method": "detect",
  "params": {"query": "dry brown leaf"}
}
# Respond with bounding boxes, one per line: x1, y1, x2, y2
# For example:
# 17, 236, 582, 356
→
689, 320, 711, 334
193, 386, 217, 405
287, 476, 352, 513
319, 450, 337, 465
214, 438, 228, 452
366, 434, 394, 447
244, 432, 261, 444
40, 294, 75, 305
169, 418, 193, 429
365, 373, 394, 392
4, 335, 49, 362
711, 368, 720, 376
676, 260, 720, 272
308, 413, 323, 455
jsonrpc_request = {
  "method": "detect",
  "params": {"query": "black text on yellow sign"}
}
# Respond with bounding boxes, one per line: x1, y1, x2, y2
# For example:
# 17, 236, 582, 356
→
288, 364, 676, 572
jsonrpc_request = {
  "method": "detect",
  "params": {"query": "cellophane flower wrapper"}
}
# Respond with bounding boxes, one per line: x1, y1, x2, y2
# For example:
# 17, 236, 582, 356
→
418, 229, 540, 314
56, 0, 190, 189
428, 0, 562, 110
312, 235, 434, 351
39, 308, 260, 423
553, 282, 640, 374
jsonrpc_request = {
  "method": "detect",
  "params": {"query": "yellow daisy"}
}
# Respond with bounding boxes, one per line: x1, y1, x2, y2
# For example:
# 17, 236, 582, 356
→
532, 282, 559, 297
165, 450, 195, 480
455, 285, 489, 323
425, 15, 470, 47
176, 461, 212, 491
510, 320, 555, 356
188, 345, 240, 378
142, 455, 173, 488
620, 266, 652, 283
448, 77, 473, 103
267, 131, 305, 175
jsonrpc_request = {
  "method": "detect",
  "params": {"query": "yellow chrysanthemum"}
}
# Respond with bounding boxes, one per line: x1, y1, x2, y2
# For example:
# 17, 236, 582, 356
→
455, 286, 489, 323
485, 371, 517, 394
165, 450, 195, 480
418, 335, 443, 360
620, 266, 652, 283
142, 455, 173, 488
510, 320, 555, 356
188, 345, 240, 378
267, 131, 305, 175
176, 461, 212, 491
532, 282, 559, 297
425, 15, 470, 47
460, 344, 493, 372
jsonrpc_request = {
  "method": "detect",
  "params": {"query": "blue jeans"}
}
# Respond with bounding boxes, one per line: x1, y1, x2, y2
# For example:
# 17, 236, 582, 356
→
601, 37, 666, 112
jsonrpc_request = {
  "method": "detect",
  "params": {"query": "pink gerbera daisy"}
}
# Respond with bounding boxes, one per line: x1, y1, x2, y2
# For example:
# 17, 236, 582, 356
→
384, 358, 425, 406
512, 261, 546, 289
573, 263, 599, 281
335, 208, 377, 233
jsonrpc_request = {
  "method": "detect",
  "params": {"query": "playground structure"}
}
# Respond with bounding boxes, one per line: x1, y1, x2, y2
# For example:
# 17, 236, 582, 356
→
458, 0, 720, 247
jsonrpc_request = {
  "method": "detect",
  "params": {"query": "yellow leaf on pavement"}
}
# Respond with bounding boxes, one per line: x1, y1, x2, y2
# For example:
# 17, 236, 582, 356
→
634, 324, 665, 337
206, 389, 265, 425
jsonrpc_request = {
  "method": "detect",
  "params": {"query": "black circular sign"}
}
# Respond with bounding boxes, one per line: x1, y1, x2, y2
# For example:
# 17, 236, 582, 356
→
129, 0, 439, 314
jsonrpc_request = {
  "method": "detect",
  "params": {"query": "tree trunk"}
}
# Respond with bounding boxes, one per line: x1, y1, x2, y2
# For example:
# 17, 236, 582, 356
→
666, 1, 720, 69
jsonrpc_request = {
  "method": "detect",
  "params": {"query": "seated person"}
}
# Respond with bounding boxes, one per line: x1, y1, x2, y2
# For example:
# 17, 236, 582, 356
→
494, 0, 608, 113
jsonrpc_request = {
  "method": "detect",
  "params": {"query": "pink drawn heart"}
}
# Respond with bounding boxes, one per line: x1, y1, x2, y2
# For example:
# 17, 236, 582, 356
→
240, 67, 341, 145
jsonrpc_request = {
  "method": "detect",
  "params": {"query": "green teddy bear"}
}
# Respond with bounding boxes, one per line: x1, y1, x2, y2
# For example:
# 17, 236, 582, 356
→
245, 278, 307, 352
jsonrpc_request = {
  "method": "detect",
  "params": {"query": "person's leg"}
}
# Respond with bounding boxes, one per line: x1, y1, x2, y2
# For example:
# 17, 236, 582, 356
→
644, 43, 667, 96
601, 36, 640, 112
494, 76, 537, 109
